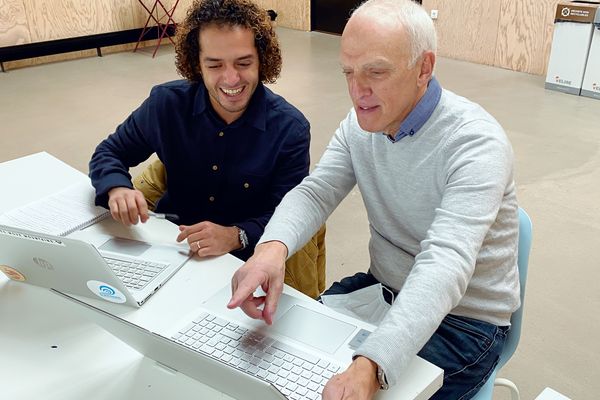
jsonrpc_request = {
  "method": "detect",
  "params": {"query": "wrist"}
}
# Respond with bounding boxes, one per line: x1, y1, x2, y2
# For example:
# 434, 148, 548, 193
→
234, 226, 249, 251
229, 226, 245, 251
108, 186, 127, 196
255, 241, 288, 261
353, 356, 383, 391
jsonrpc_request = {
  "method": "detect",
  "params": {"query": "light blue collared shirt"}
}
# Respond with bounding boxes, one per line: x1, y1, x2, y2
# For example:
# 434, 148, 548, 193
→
388, 77, 442, 143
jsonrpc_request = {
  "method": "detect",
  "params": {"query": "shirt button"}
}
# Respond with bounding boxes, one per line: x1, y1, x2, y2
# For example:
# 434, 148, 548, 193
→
218, 131, 224, 137
243, 183, 250, 189
209, 196, 215, 202
212, 165, 218, 171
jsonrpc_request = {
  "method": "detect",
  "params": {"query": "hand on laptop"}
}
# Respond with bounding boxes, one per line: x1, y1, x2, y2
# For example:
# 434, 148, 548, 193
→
227, 241, 288, 325
176, 221, 240, 257
107, 187, 149, 226
322, 356, 380, 400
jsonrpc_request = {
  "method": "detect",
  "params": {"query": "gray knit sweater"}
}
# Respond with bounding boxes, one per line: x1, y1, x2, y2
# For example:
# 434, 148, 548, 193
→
259, 88, 520, 386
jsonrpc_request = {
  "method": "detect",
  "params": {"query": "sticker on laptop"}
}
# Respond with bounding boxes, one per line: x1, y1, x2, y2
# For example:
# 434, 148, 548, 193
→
86, 280, 126, 303
0, 265, 26, 281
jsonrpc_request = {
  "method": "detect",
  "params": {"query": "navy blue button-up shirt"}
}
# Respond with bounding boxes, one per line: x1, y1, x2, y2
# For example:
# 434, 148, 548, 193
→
90, 80, 311, 260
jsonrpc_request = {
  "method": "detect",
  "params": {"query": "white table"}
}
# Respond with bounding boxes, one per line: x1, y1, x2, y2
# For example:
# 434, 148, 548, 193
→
0, 152, 443, 400
535, 388, 572, 400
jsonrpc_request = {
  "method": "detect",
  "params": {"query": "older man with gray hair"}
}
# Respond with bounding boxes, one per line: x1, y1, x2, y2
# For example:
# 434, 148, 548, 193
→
228, 0, 520, 398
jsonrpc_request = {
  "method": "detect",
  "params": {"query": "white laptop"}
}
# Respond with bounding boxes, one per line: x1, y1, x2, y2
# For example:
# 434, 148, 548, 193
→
0, 224, 191, 307
52, 284, 444, 400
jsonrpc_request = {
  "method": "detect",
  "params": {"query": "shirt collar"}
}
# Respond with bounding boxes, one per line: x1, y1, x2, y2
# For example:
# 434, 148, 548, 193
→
388, 76, 442, 143
192, 81, 267, 132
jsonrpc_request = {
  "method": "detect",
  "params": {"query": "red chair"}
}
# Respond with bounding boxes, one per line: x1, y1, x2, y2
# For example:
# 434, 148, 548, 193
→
134, 0, 180, 58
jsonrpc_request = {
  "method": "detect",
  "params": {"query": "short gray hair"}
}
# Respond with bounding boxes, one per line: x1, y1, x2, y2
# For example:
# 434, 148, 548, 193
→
352, 0, 437, 67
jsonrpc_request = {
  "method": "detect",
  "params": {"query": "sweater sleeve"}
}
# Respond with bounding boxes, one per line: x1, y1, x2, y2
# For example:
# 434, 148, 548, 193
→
354, 119, 516, 386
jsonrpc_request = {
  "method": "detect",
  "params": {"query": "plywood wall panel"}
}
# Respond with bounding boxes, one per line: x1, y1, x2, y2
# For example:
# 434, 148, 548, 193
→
22, 0, 137, 42
0, 0, 31, 47
172, 0, 194, 22
0, 0, 561, 74
422, 0, 501, 66
130, 0, 309, 32
494, 0, 560, 75
0, 0, 309, 71
131, 0, 151, 28
268, 0, 310, 31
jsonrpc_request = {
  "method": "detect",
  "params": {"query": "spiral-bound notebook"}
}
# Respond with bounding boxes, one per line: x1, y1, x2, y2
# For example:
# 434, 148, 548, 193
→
0, 181, 109, 236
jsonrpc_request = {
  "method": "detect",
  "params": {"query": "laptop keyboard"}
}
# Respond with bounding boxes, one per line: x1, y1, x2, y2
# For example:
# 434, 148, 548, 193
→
172, 311, 343, 400
103, 256, 168, 290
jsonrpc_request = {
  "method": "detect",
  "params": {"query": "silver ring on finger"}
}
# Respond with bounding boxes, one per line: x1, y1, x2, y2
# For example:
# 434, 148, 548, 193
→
195, 241, 202, 251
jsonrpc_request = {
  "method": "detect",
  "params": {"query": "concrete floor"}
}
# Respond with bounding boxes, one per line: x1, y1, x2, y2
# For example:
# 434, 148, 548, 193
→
1, 28, 598, 400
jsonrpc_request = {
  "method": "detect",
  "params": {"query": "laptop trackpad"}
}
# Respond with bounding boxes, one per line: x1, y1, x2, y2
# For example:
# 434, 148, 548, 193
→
99, 237, 152, 257
271, 305, 357, 354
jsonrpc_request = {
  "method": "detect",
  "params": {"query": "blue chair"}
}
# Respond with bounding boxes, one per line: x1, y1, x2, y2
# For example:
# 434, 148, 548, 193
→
472, 207, 533, 400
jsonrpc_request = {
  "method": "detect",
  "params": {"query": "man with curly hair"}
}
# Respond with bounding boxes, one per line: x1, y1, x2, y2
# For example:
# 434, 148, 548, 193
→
89, 0, 310, 262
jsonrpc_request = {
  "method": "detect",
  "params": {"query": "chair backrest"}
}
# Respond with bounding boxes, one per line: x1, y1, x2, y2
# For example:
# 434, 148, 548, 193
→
497, 207, 533, 369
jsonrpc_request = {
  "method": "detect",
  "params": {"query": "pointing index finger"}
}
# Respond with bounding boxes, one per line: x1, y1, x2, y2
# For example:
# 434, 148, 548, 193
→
227, 277, 260, 310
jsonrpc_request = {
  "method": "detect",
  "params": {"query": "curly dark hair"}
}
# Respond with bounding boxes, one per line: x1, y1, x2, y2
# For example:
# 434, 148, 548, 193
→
175, 0, 282, 84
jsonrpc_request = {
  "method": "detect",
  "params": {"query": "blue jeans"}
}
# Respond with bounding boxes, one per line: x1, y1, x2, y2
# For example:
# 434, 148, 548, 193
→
321, 272, 509, 400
